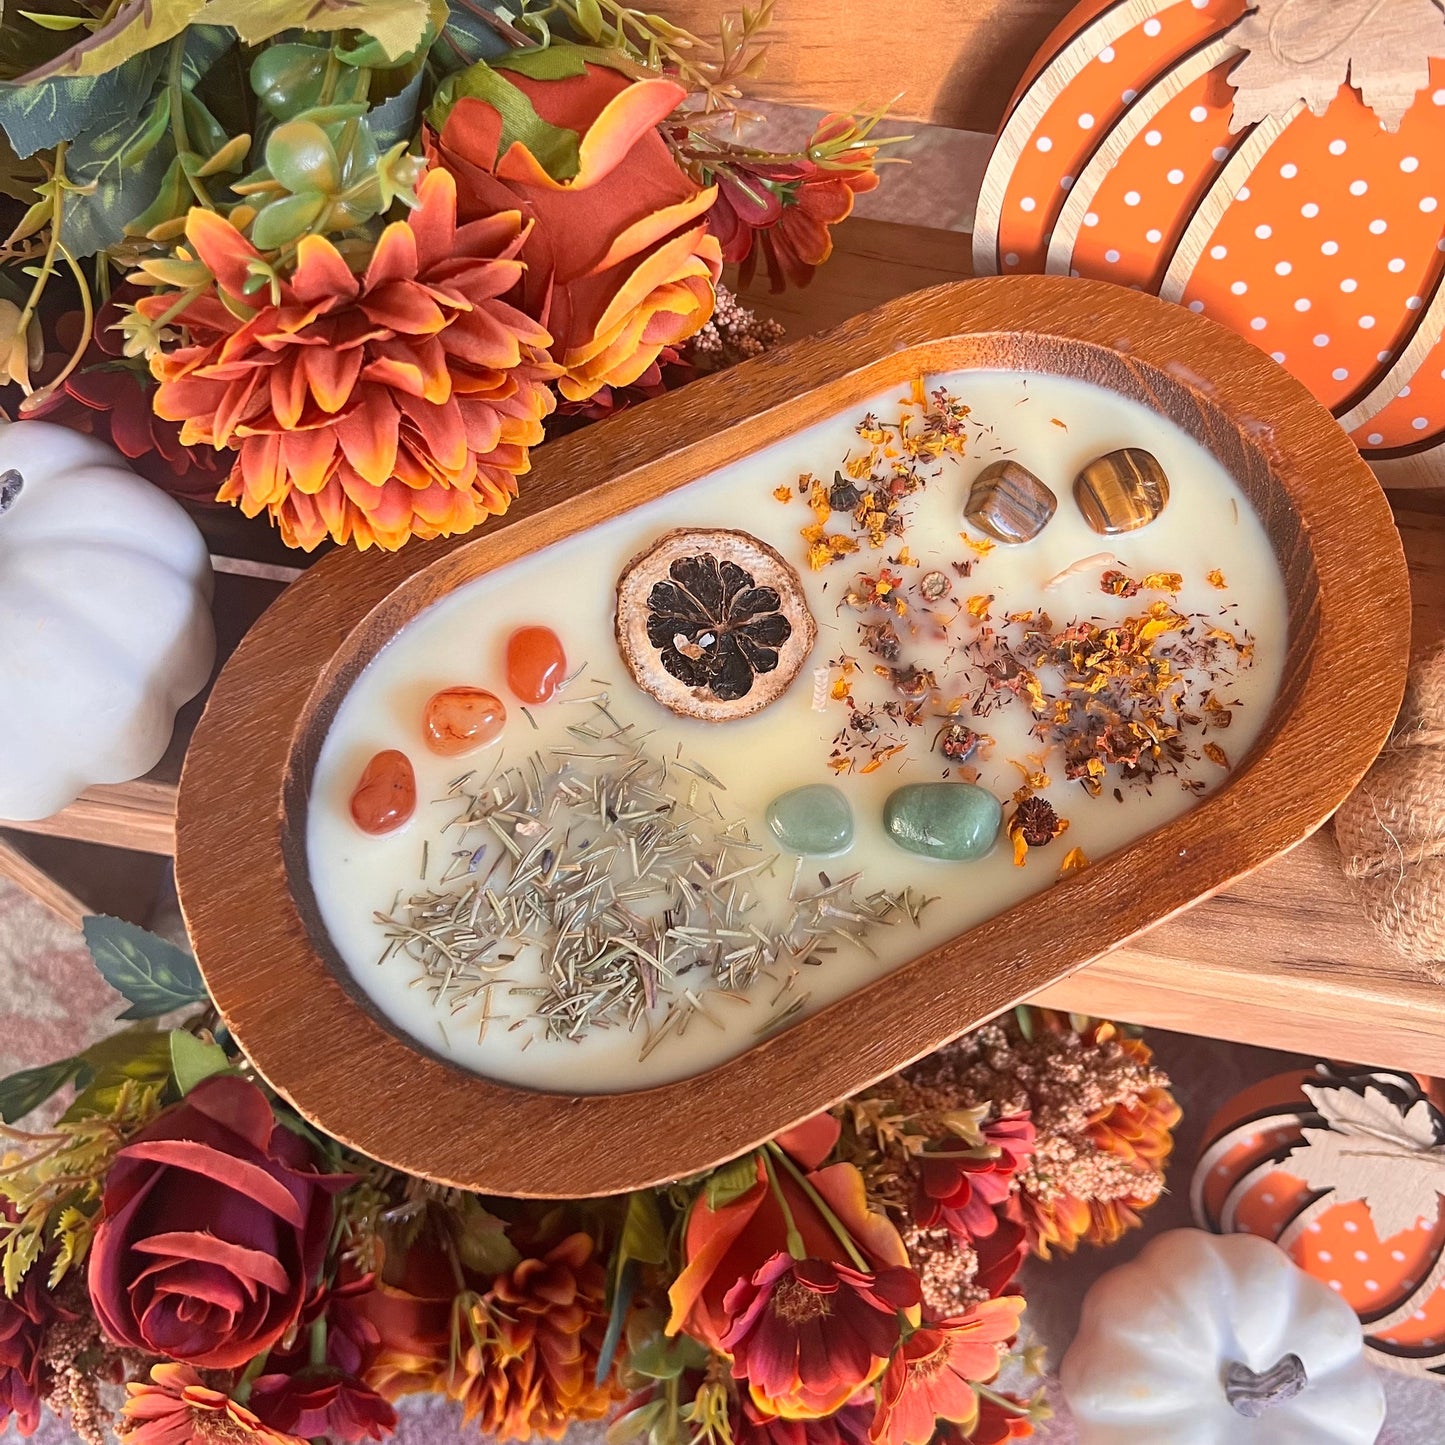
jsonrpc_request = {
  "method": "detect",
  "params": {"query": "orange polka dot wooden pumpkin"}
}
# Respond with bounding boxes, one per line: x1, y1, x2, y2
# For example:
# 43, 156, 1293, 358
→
975, 0, 1445, 462
1190, 1066, 1445, 1377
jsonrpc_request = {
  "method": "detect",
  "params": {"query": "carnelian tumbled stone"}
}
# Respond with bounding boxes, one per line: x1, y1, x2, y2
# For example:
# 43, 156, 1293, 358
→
424, 687, 506, 756
349, 749, 416, 835
505, 626, 566, 704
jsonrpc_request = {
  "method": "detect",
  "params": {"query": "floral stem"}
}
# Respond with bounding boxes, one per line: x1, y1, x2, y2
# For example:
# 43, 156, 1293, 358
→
167, 36, 213, 209
233, 1348, 270, 1404
758, 1150, 807, 1261
309, 1315, 328, 1367
976, 1385, 1031, 1416
20, 244, 92, 414
764, 1142, 870, 1272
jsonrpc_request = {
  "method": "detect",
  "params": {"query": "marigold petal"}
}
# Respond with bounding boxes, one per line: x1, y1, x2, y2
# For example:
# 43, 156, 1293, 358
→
292, 233, 360, 305
363, 280, 447, 335
337, 395, 399, 486
305, 346, 363, 412
365, 219, 421, 291
185, 208, 264, 302
407, 166, 462, 270
280, 426, 338, 495
268, 355, 309, 431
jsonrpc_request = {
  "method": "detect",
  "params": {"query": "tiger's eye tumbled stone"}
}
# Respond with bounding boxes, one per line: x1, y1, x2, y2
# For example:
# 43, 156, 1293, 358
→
424, 687, 506, 756
1073, 448, 1170, 535
350, 749, 416, 835
964, 461, 1057, 544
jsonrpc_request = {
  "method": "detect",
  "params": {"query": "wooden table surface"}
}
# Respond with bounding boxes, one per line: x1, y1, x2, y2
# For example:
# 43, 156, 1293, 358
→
8, 213, 1441, 1073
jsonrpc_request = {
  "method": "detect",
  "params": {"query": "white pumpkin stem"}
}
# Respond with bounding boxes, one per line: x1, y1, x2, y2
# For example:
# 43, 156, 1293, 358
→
1224, 1353, 1309, 1416
0, 470, 20, 516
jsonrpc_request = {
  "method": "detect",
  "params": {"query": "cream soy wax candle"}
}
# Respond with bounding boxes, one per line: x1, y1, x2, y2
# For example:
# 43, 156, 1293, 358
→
306, 369, 1287, 1094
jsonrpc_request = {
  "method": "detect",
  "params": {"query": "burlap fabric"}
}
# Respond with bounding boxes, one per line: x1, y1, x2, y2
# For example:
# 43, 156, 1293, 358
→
1334, 643, 1445, 977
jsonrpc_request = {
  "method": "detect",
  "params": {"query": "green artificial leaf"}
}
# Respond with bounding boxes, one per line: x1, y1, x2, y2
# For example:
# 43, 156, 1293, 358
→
0, 43, 166, 158
18, 12, 93, 32
64, 1029, 175, 1120
168, 1030, 229, 1093
249, 188, 327, 248
491, 43, 592, 80
366, 67, 424, 149
426, 60, 578, 179
197, 0, 433, 62
82, 916, 208, 1021
267, 118, 341, 194
617, 1189, 667, 1269
624, 1330, 709, 1382
704, 1152, 760, 1211
18, 0, 204, 80
595, 1256, 636, 1386
430, 0, 520, 74
0, 1057, 83, 1124
453, 1195, 521, 1274
61, 95, 178, 256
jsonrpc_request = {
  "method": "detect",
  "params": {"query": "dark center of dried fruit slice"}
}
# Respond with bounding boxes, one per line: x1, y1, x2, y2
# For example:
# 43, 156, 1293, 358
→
645, 554, 793, 702
616, 528, 818, 723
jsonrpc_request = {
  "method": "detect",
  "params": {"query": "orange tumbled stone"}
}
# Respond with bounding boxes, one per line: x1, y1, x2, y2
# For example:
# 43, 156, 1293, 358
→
423, 687, 506, 756
505, 626, 566, 704
349, 749, 416, 835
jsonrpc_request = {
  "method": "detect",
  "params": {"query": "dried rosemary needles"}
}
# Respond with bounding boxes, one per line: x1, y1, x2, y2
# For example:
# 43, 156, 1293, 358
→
373, 699, 933, 1060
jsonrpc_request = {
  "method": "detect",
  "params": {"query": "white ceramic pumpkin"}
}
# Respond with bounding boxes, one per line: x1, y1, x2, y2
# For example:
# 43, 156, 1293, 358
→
0, 421, 216, 820
1060, 1229, 1385, 1445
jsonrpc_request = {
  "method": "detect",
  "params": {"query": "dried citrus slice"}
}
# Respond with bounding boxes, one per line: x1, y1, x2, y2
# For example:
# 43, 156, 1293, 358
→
615, 528, 818, 722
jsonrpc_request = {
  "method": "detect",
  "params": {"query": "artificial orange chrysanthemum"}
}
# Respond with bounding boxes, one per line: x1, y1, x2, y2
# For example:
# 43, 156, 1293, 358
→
119, 1363, 302, 1445
447, 1232, 617, 1441
138, 168, 559, 551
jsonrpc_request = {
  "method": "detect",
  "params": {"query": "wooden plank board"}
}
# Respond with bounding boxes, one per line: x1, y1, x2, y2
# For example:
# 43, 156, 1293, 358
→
656, 0, 1076, 130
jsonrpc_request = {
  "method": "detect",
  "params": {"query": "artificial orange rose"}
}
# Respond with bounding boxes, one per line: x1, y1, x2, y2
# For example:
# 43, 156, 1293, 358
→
666, 1154, 910, 1354
430, 62, 721, 402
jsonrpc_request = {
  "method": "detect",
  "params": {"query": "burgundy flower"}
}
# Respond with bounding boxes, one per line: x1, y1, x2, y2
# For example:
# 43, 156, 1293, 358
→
266, 1271, 383, 1381
721, 1253, 920, 1419
25, 294, 225, 505
0, 1253, 69, 1437
249, 1369, 396, 1442
731, 1390, 875, 1445
972, 1204, 1029, 1301
88, 1075, 348, 1370
915, 1116, 1036, 1243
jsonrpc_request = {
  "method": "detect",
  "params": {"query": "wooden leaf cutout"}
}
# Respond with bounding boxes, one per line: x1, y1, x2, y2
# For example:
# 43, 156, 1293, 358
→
1287, 1082, 1445, 1240
1226, 0, 1445, 133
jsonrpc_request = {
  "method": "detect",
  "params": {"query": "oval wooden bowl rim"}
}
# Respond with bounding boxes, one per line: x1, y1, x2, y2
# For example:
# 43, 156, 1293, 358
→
176, 276, 1411, 1197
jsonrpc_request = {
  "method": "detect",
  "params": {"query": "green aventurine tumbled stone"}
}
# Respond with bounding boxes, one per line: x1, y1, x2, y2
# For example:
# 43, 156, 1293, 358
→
766, 784, 854, 856
883, 782, 1001, 861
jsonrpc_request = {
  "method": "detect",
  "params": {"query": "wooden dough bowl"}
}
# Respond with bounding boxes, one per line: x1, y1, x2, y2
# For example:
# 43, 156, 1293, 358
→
175, 276, 1410, 1197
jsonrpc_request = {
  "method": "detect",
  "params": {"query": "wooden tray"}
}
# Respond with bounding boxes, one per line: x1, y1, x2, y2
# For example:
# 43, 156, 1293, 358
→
175, 276, 1410, 1197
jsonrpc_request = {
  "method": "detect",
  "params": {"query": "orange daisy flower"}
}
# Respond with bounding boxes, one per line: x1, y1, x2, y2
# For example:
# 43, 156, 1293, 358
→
868, 1299, 1025, 1445
119, 1363, 303, 1445
138, 168, 559, 551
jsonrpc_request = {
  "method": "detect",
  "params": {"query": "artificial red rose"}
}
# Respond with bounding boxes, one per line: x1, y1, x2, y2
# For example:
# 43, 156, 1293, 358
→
0, 1252, 70, 1437
88, 1075, 347, 1370
429, 62, 721, 402
915, 1116, 1036, 1243
721, 1254, 920, 1420
667, 1152, 912, 1354
249, 1369, 396, 1442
